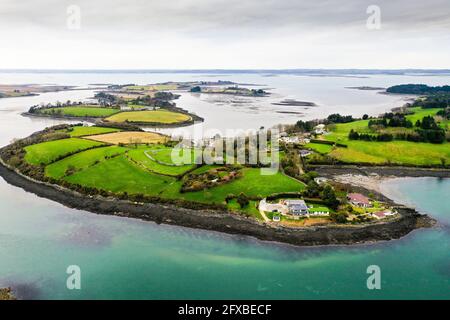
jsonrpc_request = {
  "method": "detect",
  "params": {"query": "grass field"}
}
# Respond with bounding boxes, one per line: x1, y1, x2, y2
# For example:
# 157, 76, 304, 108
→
127, 148, 196, 176
67, 126, 121, 137
62, 155, 304, 205
38, 105, 120, 117
85, 131, 168, 145
65, 155, 175, 195
161, 168, 305, 204
328, 140, 450, 165
105, 110, 191, 124
318, 107, 450, 166
148, 147, 200, 165
405, 107, 449, 128
227, 199, 262, 220
45, 146, 127, 179
24, 138, 105, 165
306, 142, 334, 154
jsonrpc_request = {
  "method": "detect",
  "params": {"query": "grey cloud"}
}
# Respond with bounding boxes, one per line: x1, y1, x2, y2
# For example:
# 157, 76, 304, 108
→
1, 0, 449, 33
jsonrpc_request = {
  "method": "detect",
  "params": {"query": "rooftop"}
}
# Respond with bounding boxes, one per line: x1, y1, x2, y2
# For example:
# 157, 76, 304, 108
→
347, 193, 370, 204
284, 199, 308, 210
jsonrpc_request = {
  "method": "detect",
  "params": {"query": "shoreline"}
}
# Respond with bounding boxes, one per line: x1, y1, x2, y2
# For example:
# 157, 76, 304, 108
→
0, 159, 436, 247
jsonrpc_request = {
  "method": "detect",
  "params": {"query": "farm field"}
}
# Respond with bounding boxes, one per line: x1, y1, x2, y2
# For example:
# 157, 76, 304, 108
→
405, 107, 449, 128
65, 155, 175, 196
105, 109, 191, 124
306, 142, 334, 154
312, 107, 450, 166
38, 105, 120, 117
24, 138, 105, 165
127, 147, 196, 176
85, 131, 168, 145
161, 168, 305, 204
45, 146, 127, 179
19, 129, 307, 210
327, 140, 450, 165
67, 126, 122, 137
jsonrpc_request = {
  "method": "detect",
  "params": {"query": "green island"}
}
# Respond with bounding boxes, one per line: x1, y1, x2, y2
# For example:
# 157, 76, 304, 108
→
23, 87, 202, 127
0, 119, 407, 230
1, 83, 446, 247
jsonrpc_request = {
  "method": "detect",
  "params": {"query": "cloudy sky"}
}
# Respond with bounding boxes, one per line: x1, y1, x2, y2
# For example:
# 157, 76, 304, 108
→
0, 0, 449, 69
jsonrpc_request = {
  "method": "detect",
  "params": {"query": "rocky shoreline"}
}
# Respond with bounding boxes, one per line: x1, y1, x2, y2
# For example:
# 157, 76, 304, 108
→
0, 160, 436, 247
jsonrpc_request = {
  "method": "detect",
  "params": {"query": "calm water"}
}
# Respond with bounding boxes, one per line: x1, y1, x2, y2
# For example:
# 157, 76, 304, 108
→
0, 72, 449, 299
0, 176, 448, 299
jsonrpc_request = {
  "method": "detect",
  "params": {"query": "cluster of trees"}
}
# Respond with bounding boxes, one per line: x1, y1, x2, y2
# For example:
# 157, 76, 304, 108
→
413, 94, 450, 109
437, 108, 450, 119
299, 172, 339, 210
250, 89, 267, 96
190, 86, 201, 92
181, 167, 241, 193
348, 130, 394, 142
294, 120, 316, 132
386, 84, 450, 95
94, 92, 119, 105
326, 114, 355, 124
281, 150, 302, 179
153, 91, 180, 100
131, 95, 176, 108
28, 101, 89, 114
369, 113, 413, 128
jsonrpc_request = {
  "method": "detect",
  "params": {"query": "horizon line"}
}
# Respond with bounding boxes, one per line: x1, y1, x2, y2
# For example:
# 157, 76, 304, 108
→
1, 68, 450, 75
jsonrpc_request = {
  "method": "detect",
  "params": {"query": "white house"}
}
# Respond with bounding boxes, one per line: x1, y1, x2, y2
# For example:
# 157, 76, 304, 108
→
282, 199, 309, 215
314, 124, 326, 135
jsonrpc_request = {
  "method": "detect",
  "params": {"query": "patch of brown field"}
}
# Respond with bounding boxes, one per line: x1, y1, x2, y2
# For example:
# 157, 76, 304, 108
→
84, 131, 168, 145
280, 217, 332, 227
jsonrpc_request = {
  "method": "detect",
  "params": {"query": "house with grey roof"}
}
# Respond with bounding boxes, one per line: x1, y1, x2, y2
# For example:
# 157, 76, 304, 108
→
282, 199, 309, 215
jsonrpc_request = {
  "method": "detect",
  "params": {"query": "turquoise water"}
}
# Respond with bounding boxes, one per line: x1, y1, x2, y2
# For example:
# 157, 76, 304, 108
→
0, 176, 449, 299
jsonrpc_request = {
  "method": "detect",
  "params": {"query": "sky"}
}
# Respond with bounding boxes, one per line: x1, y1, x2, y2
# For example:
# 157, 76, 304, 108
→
0, 0, 449, 69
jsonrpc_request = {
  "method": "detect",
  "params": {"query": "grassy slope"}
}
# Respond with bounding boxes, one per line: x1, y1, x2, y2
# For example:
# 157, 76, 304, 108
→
62, 150, 304, 204
39, 106, 120, 117
306, 142, 334, 154
127, 148, 196, 176
406, 107, 449, 128
105, 110, 191, 124
45, 146, 128, 179
65, 155, 175, 195
161, 168, 305, 204
24, 138, 105, 165
319, 108, 450, 166
68, 126, 121, 137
